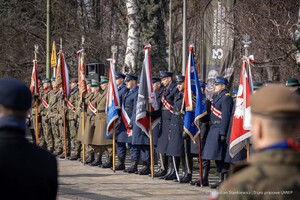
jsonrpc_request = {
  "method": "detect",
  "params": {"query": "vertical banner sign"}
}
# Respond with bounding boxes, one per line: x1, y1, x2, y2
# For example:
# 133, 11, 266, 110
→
51, 41, 57, 68
202, 0, 236, 100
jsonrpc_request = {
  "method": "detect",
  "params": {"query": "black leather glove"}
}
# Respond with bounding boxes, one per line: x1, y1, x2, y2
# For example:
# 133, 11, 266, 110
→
182, 131, 189, 139
220, 135, 226, 143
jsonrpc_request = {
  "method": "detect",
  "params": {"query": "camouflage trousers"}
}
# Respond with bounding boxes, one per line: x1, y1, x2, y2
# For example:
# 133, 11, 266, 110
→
59, 119, 71, 155
69, 119, 81, 155
51, 117, 63, 154
40, 116, 54, 151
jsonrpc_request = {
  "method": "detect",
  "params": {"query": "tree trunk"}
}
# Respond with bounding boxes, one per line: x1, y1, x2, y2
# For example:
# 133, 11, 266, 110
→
123, 0, 141, 73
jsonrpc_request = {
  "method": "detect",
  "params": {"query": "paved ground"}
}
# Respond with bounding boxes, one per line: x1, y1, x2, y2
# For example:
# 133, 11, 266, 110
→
57, 159, 217, 200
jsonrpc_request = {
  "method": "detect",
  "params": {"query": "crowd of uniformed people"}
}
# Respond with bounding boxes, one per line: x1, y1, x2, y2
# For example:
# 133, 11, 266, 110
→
29, 71, 300, 189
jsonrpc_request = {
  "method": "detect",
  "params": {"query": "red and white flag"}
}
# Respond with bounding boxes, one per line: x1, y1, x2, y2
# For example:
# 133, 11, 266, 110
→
229, 57, 253, 157
29, 60, 39, 95
56, 50, 70, 98
135, 45, 159, 137
77, 49, 87, 97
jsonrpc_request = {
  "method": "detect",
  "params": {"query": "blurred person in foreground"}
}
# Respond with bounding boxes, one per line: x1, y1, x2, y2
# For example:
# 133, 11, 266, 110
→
218, 84, 300, 200
0, 78, 57, 200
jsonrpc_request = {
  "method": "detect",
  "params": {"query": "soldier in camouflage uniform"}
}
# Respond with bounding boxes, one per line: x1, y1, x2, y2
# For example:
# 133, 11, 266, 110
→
48, 78, 63, 156
39, 78, 54, 152
67, 78, 80, 160
218, 84, 300, 200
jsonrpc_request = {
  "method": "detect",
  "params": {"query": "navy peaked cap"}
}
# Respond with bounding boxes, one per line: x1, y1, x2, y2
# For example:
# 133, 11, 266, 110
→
176, 75, 185, 83
152, 77, 161, 84
215, 76, 229, 85
160, 71, 173, 78
125, 74, 138, 82
115, 72, 126, 79
0, 78, 32, 111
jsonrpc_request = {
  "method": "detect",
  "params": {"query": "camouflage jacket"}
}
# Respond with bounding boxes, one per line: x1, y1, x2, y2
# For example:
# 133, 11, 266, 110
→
47, 89, 60, 119
39, 88, 51, 117
218, 149, 300, 200
66, 87, 79, 120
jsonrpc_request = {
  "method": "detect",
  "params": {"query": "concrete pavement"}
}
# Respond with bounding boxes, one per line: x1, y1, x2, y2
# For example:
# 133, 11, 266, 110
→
57, 159, 216, 200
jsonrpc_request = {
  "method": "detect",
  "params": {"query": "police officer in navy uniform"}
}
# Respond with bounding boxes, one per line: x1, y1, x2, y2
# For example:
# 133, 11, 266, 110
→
156, 71, 179, 178
102, 72, 128, 168
165, 75, 185, 181
115, 74, 138, 171
202, 76, 233, 189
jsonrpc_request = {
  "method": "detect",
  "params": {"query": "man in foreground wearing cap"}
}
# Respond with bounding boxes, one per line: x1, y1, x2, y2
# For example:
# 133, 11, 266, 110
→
0, 78, 57, 199
218, 84, 300, 200
202, 76, 233, 188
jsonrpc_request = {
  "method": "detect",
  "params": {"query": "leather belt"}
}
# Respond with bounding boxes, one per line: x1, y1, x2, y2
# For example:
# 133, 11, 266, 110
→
209, 121, 221, 126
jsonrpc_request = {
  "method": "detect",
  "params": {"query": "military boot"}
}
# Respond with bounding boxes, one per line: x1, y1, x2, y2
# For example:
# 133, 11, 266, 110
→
90, 153, 102, 167
68, 149, 81, 161
85, 151, 95, 164
101, 155, 112, 168
115, 157, 125, 171
153, 153, 167, 177
124, 160, 138, 173
139, 161, 151, 175
210, 172, 226, 189
164, 157, 180, 180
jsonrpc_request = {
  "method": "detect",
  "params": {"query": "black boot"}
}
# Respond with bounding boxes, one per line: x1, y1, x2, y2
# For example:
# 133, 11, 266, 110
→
180, 173, 192, 183
139, 161, 150, 175
115, 157, 125, 170
124, 160, 138, 173
165, 157, 180, 181
210, 172, 225, 189
102, 155, 112, 168
159, 156, 173, 179
153, 154, 167, 177
68, 148, 81, 161
85, 152, 95, 164
89, 153, 102, 167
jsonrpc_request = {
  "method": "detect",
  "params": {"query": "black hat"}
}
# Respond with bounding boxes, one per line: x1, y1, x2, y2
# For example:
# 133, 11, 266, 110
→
152, 77, 161, 84
0, 78, 32, 111
176, 75, 185, 83
215, 76, 228, 85
125, 74, 138, 82
159, 71, 173, 78
115, 72, 126, 79
286, 78, 300, 87
42, 78, 51, 83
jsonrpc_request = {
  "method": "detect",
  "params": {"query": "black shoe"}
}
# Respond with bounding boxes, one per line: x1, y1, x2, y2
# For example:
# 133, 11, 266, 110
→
180, 174, 192, 183
165, 172, 176, 180
153, 169, 167, 177
85, 156, 95, 164
139, 167, 151, 175
159, 169, 172, 179
124, 165, 138, 173
102, 160, 112, 168
89, 160, 102, 167
115, 163, 125, 170
68, 155, 79, 161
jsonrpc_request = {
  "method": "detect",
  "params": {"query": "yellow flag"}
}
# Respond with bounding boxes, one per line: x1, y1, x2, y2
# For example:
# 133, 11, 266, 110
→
51, 41, 57, 67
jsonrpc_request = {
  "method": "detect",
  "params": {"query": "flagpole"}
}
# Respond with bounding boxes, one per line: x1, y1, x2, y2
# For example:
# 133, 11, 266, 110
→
148, 104, 154, 178
197, 135, 203, 187
34, 45, 39, 145
80, 36, 86, 165
111, 45, 117, 172
60, 38, 68, 159
242, 34, 252, 161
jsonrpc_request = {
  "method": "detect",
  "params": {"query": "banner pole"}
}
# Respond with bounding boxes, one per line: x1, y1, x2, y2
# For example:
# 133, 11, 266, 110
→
197, 135, 203, 187
81, 100, 86, 165
148, 104, 154, 179
34, 45, 39, 145
112, 122, 116, 172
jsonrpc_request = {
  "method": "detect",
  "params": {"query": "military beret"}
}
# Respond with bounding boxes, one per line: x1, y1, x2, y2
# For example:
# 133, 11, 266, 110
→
152, 77, 161, 84
250, 84, 300, 117
176, 75, 185, 83
69, 78, 78, 84
160, 71, 173, 78
50, 77, 56, 82
0, 78, 32, 111
100, 76, 109, 84
115, 72, 126, 79
253, 82, 263, 90
215, 76, 228, 85
286, 78, 300, 87
42, 78, 51, 83
90, 79, 100, 87
125, 74, 138, 82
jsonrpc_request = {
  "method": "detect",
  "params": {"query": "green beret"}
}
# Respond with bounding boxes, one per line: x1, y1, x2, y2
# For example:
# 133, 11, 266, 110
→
42, 78, 51, 83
